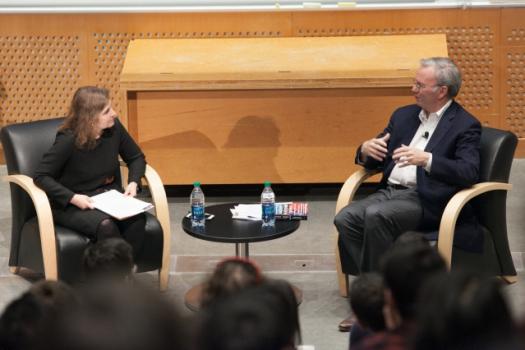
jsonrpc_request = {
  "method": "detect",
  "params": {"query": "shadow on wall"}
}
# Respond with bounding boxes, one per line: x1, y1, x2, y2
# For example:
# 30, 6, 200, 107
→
138, 115, 283, 183
223, 115, 282, 183
139, 130, 225, 178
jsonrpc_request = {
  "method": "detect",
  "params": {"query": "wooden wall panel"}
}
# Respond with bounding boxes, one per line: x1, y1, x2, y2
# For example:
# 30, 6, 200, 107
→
500, 8, 525, 156
292, 9, 501, 125
86, 12, 292, 117
1, 8, 524, 171
134, 88, 412, 184
0, 15, 90, 124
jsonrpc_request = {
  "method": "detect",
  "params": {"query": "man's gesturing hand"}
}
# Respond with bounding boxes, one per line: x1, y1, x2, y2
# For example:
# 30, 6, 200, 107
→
361, 133, 391, 162
392, 144, 430, 168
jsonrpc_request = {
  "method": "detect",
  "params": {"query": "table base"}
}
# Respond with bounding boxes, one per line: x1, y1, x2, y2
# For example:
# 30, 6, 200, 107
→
184, 282, 304, 312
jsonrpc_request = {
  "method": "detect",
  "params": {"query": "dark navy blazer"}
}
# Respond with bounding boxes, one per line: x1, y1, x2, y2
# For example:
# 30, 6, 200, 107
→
356, 101, 482, 249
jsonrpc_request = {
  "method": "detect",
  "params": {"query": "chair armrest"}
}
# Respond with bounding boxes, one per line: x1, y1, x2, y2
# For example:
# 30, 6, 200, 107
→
335, 168, 380, 214
437, 182, 512, 269
3, 174, 58, 280
334, 168, 380, 297
143, 165, 171, 291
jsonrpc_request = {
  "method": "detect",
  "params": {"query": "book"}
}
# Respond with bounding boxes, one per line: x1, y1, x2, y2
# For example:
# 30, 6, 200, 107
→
275, 202, 308, 220
91, 189, 154, 220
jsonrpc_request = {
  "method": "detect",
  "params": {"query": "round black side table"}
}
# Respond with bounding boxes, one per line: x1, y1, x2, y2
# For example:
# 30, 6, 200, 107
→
182, 203, 300, 257
182, 203, 302, 311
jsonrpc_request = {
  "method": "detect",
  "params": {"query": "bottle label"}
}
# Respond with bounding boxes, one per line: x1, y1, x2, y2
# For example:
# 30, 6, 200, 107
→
191, 204, 205, 221
262, 202, 275, 221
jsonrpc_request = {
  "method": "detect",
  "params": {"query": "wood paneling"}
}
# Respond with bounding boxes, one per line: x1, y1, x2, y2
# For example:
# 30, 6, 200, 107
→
120, 35, 445, 184
500, 8, 525, 156
1, 8, 524, 171
132, 88, 412, 184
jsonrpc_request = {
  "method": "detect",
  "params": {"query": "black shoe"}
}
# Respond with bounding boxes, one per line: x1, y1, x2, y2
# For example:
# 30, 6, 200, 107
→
338, 316, 355, 332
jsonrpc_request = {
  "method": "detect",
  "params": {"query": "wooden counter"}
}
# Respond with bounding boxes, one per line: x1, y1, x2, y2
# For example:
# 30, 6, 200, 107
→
120, 34, 447, 185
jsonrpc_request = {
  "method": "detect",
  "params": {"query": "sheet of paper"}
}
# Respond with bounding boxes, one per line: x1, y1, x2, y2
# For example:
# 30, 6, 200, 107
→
230, 204, 262, 220
91, 189, 154, 220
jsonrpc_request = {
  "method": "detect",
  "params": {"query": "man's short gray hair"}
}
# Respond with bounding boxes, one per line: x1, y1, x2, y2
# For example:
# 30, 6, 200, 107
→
420, 57, 462, 98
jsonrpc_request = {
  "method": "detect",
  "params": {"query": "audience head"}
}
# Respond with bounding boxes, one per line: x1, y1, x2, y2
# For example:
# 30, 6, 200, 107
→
380, 233, 446, 322
414, 270, 521, 350
39, 282, 187, 350
83, 237, 134, 282
420, 57, 462, 98
200, 257, 263, 308
62, 85, 111, 149
0, 280, 76, 350
349, 273, 386, 332
197, 279, 301, 350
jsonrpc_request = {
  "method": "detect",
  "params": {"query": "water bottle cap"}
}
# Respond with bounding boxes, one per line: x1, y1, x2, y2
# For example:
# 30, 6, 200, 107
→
193, 181, 201, 187
264, 181, 271, 187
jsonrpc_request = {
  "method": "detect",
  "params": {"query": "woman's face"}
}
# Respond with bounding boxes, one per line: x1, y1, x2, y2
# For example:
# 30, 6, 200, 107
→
95, 102, 117, 133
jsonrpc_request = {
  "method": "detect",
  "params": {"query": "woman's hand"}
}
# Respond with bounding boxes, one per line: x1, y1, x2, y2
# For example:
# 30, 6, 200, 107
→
70, 194, 94, 210
124, 182, 138, 197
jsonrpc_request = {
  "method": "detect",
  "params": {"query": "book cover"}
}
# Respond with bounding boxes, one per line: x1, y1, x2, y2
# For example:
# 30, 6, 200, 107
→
275, 202, 308, 220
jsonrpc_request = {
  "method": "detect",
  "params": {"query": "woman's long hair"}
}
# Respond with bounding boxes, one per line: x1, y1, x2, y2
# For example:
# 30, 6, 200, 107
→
61, 86, 110, 150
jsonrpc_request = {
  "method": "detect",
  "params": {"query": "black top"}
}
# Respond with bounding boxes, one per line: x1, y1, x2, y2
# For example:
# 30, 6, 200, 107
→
182, 203, 300, 243
34, 119, 146, 209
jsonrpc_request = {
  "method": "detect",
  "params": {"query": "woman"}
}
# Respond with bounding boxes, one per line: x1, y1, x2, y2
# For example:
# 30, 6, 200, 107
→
34, 86, 147, 258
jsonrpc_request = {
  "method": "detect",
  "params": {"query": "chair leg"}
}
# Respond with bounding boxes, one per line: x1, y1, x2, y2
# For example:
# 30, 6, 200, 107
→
335, 238, 349, 297
159, 265, 169, 291
500, 275, 518, 284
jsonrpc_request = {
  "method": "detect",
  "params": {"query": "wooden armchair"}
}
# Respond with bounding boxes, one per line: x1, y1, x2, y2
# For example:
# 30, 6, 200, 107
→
1, 118, 171, 290
334, 127, 518, 296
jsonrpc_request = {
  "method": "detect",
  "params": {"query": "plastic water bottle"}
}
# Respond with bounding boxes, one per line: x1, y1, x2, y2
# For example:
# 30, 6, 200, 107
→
190, 182, 205, 227
261, 181, 275, 226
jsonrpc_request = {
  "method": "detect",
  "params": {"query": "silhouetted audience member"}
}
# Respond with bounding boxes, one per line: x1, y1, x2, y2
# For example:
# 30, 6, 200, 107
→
354, 233, 446, 350
38, 282, 188, 350
83, 237, 134, 281
0, 280, 77, 350
200, 257, 263, 309
197, 280, 301, 350
348, 273, 386, 348
414, 270, 523, 350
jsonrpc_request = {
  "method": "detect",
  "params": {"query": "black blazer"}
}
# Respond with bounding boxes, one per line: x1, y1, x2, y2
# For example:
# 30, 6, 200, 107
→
357, 101, 482, 244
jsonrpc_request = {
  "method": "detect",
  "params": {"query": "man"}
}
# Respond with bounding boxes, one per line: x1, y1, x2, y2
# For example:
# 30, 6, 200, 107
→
334, 57, 481, 330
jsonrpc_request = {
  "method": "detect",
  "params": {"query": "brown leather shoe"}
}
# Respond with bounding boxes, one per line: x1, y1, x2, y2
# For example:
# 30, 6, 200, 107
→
338, 315, 355, 332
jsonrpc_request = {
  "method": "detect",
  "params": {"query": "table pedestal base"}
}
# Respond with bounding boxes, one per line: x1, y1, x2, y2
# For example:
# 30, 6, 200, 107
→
184, 282, 304, 312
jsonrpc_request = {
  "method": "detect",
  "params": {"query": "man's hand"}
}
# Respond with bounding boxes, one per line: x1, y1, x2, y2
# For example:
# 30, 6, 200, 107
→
70, 194, 94, 210
361, 133, 391, 162
124, 182, 138, 197
392, 144, 430, 168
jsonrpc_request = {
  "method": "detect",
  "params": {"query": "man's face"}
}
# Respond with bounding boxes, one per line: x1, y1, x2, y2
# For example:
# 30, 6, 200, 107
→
412, 66, 445, 113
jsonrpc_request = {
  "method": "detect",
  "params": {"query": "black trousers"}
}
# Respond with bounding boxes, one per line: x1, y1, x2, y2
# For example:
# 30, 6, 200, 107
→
52, 205, 146, 259
334, 186, 423, 275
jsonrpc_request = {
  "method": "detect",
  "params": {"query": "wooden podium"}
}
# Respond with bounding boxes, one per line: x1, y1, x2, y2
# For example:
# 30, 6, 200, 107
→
120, 34, 447, 185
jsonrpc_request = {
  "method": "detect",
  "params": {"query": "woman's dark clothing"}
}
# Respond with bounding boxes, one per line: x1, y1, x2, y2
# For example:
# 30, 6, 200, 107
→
34, 119, 147, 255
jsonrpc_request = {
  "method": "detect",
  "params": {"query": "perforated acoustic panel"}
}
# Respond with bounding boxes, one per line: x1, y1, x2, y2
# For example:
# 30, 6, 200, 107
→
296, 26, 495, 113
503, 50, 525, 137
92, 30, 283, 118
0, 35, 81, 125
505, 25, 525, 45
0, 9, 523, 155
